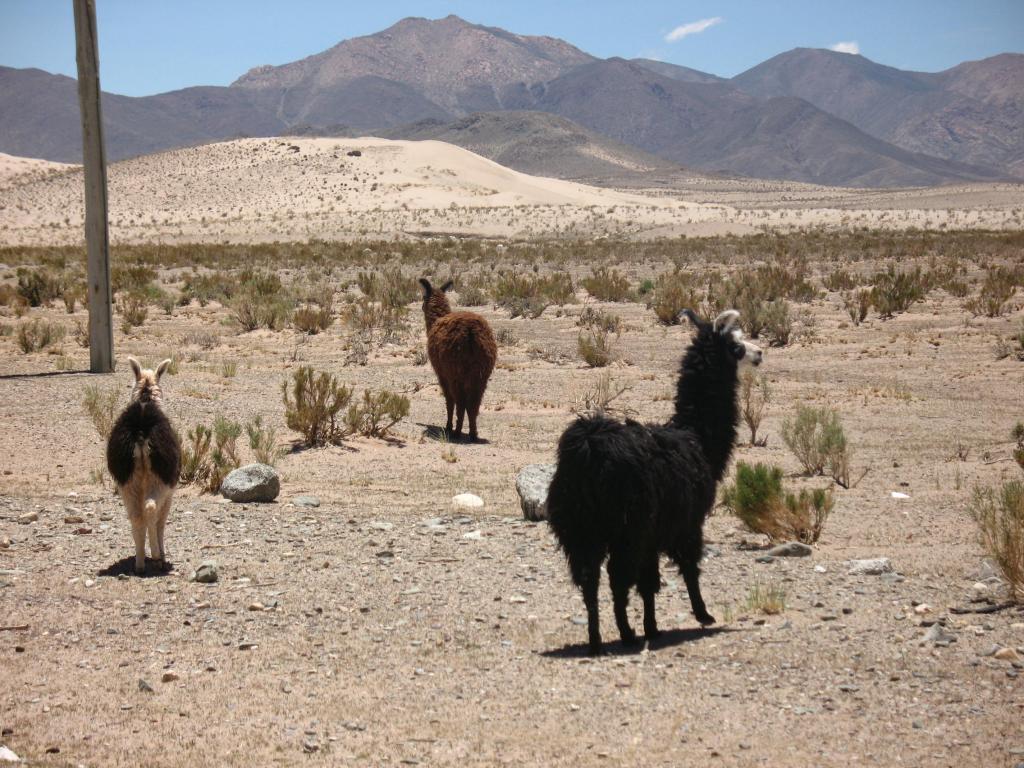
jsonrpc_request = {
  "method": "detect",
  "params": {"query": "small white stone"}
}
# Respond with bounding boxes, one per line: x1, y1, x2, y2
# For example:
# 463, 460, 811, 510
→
452, 493, 484, 510
0, 745, 20, 762
462, 530, 484, 540
914, 604, 932, 614
890, 492, 910, 499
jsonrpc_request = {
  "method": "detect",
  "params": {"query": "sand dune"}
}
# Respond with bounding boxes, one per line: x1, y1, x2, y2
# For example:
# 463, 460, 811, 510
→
0, 151, 75, 189
0, 137, 1021, 245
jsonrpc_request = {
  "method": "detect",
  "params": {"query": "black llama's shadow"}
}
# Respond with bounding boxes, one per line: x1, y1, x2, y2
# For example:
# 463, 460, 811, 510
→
97, 557, 175, 579
541, 625, 734, 659
419, 423, 491, 445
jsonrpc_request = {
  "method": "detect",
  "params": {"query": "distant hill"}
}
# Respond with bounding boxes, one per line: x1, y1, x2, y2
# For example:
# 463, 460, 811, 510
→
380, 111, 677, 180
0, 16, 1019, 186
732, 48, 1024, 176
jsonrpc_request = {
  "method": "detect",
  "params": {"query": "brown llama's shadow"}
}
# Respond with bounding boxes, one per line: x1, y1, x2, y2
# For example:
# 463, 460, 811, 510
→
418, 423, 491, 445
97, 557, 175, 578
540, 625, 733, 659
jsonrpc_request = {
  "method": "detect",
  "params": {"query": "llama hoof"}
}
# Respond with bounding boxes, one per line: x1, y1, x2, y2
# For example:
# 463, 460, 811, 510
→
134, 565, 146, 576
696, 612, 717, 627
645, 626, 662, 640
587, 643, 605, 657
620, 631, 640, 648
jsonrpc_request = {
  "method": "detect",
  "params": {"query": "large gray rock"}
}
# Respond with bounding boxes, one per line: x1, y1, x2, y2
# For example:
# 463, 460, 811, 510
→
220, 463, 280, 503
516, 463, 556, 521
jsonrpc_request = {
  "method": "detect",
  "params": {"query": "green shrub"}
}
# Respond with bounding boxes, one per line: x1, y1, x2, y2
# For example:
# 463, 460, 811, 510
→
739, 370, 770, 446
870, 266, 924, 319
82, 384, 120, 439
282, 366, 353, 447
964, 269, 1016, 317
293, 303, 333, 334
16, 319, 65, 352
970, 481, 1024, 603
180, 425, 212, 486
342, 295, 407, 340
781, 405, 851, 487
842, 289, 871, 326
179, 271, 234, 306
117, 292, 149, 332
722, 462, 833, 544
578, 328, 615, 367
16, 267, 65, 307
762, 299, 792, 346
649, 270, 700, 325
246, 415, 282, 466
823, 269, 858, 292
345, 389, 410, 438
232, 270, 293, 331
492, 272, 575, 318
111, 264, 157, 295
577, 306, 622, 334
206, 416, 242, 493
581, 267, 633, 302
1013, 423, 1024, 473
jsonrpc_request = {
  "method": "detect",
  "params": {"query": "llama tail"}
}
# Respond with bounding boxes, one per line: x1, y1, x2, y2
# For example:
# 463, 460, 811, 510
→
144, 499, 157, 518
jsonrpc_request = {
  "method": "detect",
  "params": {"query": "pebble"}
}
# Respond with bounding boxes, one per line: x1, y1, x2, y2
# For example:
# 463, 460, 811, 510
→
64, 514, 84, 524
292, 495, 320, 508
767, 541, 813, 557
138, 679, 154, 693
923, 625, 957, 646
813, 565, 827, 573
161, 671, 180, 683
303, 740, 319, 753
0, 746, 19, 762
914, 604, 932, 615
370, 521, 394, 531
847, 558, 893, 576
247, 602, 265, 612
755, 555, 776, 564
238, 642, 258, 651
0, 538, 10, 549
451, 493, 484, 510
193, 560, 219, 584
995, 647, 1021, 662
17, 511, 38, 524
462, 530, 484, 540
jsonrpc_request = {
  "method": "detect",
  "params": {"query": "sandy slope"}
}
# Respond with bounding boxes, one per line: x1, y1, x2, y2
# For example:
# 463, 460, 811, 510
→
0, 152, 75, 189
0, 138, 1022, 246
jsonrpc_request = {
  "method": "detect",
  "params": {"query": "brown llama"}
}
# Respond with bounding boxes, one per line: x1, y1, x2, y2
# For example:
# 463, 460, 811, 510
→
419, 278, 497, 442
106, 357, 181, 574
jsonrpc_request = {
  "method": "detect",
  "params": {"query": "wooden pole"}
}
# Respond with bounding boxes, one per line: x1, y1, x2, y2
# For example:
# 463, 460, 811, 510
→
73, 0, 113, 373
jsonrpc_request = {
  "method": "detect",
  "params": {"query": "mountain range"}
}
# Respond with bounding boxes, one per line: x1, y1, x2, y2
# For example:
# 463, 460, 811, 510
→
1, 14, 1021, 187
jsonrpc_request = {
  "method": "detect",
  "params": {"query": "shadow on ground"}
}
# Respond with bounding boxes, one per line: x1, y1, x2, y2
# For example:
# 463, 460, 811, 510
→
97, 557, 175, 578
419, 423, 491, 445
540, 625, 734, 658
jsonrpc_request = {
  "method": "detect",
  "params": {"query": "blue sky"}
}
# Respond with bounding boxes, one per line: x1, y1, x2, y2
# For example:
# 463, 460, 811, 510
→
2, 1, 1021, 96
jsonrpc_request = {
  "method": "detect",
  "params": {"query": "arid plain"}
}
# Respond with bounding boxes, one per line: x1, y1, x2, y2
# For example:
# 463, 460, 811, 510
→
1, 141, 1023, 767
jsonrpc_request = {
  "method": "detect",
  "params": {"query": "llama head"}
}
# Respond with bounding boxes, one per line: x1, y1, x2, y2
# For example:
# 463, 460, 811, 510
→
127, 356, 171, 404
419, 278, 454, 331
680, 309, 763, 368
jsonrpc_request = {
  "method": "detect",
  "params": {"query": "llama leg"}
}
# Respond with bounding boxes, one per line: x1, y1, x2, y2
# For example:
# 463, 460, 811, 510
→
606, 549, 638, 647
454, 401, 465, 437
637, 555, 662, 639
156, 496, 171, 571
466, 390, 484, 442
131, 517, 146, 575
569, 549, 604, 655
442, 386, 455, 434
681, 562, 716, 626
146, 507, 161, 567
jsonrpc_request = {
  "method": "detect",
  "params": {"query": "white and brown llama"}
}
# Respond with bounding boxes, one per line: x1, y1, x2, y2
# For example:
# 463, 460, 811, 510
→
106, 357, 181, 574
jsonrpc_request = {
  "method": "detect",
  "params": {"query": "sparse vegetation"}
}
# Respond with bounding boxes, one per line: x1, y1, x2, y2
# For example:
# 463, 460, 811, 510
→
282, 366, 353, 447
648, 269, 699, 325
581, 267, 633, 302
82, 384, 120, 439
739, 370, 770, 446
781, 405, 852, 487
577, 328, 615, 367
344, 389, 410, 438
969, 480, 1024, 603
16, 318, 64, 352
246, 415, 282, 466
722, 462, 833, 544
745, 581, 787, 615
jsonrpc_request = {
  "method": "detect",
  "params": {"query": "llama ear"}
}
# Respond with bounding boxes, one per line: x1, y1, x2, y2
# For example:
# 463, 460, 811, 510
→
155, 359, 173, 381
440, 280, 454, 293
419, 278, 432, 298
677, 309, 700, 327
713, 310, 740, 334
127, 356, 142, 381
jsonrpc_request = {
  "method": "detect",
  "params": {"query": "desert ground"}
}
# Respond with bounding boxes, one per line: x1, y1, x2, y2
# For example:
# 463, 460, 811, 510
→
0, 141, 1022, 767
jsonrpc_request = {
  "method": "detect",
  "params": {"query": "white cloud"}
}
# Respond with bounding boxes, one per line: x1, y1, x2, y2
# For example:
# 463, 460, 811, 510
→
830, 41, 860, 55
665, 17, 723, 43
